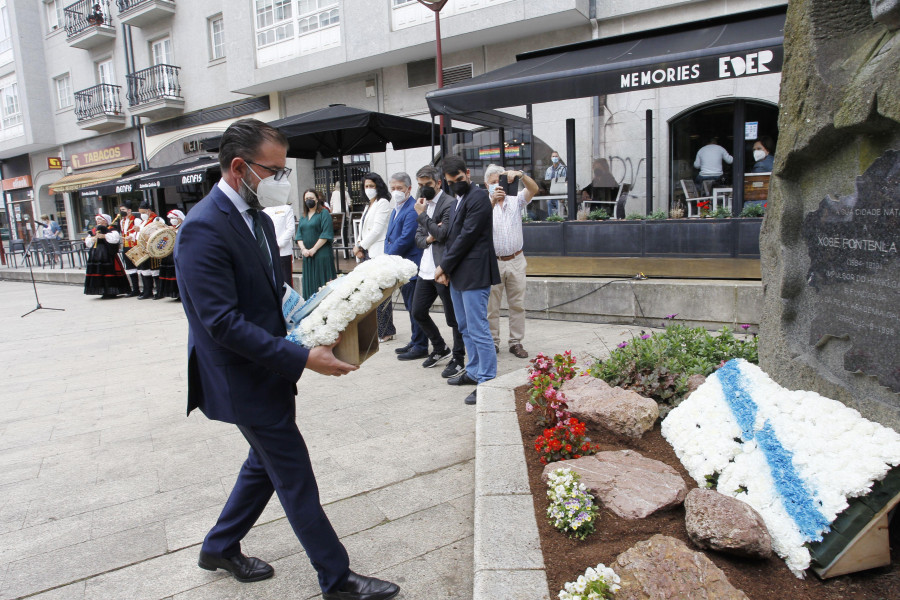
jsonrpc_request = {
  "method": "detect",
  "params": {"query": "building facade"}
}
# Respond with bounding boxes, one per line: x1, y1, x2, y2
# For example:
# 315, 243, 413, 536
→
0, 0, 786, 242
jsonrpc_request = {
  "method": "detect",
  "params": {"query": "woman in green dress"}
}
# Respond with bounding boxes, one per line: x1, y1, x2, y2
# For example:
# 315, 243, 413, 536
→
295, 189, 337, 299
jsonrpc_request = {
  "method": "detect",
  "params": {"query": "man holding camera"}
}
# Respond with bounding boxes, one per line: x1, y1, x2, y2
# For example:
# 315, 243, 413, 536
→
484, 164, 538, 359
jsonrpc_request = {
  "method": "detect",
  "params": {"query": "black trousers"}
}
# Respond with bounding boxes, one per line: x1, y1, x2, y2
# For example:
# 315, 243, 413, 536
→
202, 411, 350, 593
411, 277, 465, 363
280, 255, 294, 289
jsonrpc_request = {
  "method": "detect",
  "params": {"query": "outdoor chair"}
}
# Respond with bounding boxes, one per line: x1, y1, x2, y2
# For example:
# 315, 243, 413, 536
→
7, 239, 28, 268
679, 180, 713, 218
53, 238, 83, 269
332, 213, 349, 259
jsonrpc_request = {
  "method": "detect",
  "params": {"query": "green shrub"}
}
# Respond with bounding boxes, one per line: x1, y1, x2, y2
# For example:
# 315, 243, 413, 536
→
740, 203, 766, 217
711, 206, 731, 219
522, 214, 533, 223
648, 210, 668, 220
587, 323, 758, 416
587, 209, 610, 221
546, 214, 565, 222
625, 212, 645, 220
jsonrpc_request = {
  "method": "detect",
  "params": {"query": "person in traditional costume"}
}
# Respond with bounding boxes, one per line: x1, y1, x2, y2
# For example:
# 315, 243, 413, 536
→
117, 204, 142, 296
136, 200, 163, 300
83, 213, 131, 298
156, 209, 184, 300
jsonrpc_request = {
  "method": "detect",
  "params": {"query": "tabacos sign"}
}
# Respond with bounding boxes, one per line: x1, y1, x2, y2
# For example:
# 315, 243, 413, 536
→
71, 143, 135, 170
617, 46, 783, 91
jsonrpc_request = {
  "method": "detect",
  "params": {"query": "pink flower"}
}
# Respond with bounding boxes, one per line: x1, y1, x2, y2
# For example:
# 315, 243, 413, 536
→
617, 341, 628, 348
525, 403, 533, 413
640, 334, 651, 340
741, 324, 750, 330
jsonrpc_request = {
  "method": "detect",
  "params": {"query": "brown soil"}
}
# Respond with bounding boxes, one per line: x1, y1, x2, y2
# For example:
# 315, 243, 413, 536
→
514, 385, 900, 600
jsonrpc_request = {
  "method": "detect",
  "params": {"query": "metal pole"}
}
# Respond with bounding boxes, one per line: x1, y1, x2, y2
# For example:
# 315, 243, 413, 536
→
566, 118, 576, 221
732, 100, 745, 216
498, 127, 506, 169
435, 10, 444, 135
646, 109, 653, 214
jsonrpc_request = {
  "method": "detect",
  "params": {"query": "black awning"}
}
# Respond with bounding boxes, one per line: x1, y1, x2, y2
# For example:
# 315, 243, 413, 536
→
426, 8, 786, 126
136, 158, 220, 191
78, 169, 155, 197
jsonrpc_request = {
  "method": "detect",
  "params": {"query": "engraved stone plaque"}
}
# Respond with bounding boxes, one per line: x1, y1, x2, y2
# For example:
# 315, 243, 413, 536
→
802, 150, 900, 392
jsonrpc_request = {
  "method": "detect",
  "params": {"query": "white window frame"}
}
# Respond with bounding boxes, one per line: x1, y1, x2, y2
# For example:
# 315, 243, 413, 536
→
54, 73, 73, 110
0, 4, 11, 54
208, 14, 225, 60
45, 0, 64, 32
96, 58, 115, 85
255, 0, 294, 48
297, 0, 339, 36
1, 78, 22, 129
151, 36, 174, 66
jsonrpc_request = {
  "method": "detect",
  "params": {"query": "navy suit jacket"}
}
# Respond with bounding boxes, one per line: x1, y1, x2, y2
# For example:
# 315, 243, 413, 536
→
174, 185, 309, 426
383, 197, 423, 274
439, 186, 501, 291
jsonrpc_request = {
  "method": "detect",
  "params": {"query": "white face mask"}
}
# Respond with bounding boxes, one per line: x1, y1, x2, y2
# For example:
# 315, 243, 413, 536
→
391, 190, 406, 203
753, 149, 767, 162
364, 187, 378, 200
243, 164, 292, 208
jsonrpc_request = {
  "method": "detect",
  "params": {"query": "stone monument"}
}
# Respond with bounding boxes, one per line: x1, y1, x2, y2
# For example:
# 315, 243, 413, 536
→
760, 0, 900, 430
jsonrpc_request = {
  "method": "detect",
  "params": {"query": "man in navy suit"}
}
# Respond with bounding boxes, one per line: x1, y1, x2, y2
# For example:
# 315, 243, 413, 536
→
434, 155, 501, 405
174, 119, 399, 600
384, 172, 426, 359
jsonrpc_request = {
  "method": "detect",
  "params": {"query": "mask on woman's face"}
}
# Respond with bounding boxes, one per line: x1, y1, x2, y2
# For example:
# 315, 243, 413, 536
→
551, 156, 560, 164
364, 187, 378, 200
451, 179, 470, 196
753, 149, 767, 162
305, 198, 317, 209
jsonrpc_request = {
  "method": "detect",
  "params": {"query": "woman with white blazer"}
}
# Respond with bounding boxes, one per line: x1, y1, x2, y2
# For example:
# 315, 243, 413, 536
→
353, 172, 394, 340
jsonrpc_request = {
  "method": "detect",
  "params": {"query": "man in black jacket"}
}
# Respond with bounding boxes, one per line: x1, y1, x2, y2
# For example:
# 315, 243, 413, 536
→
407, 165, 465, 379
434, 155, 501, 405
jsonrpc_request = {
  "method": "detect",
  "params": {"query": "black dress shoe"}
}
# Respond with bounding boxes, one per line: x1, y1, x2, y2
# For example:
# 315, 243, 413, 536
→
464, 390, 477, 405
397, 347, 429, 361
323, 570, 400, 600
197, 550, 274, 583
393, 343, 411, 354
448, 371, 477, 386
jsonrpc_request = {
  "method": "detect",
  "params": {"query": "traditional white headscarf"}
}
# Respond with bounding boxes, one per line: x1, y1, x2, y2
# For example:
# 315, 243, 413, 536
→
97, 213, 112, 225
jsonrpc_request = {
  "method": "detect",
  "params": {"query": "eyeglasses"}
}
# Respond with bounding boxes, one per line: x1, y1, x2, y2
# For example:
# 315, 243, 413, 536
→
246, 160, 292, 181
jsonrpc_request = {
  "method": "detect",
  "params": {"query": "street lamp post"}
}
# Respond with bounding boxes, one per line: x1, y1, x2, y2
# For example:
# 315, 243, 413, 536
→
417, 0, 449, 138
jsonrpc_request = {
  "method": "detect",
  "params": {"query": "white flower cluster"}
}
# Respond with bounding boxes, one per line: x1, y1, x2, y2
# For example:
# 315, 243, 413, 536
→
546, 468, 598, 540
558, 562, 621, 600
662, 359, 900, 576
287, 255, 417, 348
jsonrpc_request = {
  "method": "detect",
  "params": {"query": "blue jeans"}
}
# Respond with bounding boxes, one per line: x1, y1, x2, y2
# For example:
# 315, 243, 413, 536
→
547, 198, 558, 217
449, 283, 496, 384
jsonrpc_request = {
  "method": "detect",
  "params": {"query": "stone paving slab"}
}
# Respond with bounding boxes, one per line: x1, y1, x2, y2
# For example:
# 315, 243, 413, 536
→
0, 280, 643, 599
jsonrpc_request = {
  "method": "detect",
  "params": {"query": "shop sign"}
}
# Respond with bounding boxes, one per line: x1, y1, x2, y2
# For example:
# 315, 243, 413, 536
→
115, 183, 134, 193
80, 189, 99, 197
70, 143, 135, 170
617, 46, 783, 92
48, 157, 63, 170
1, 175, 33, 191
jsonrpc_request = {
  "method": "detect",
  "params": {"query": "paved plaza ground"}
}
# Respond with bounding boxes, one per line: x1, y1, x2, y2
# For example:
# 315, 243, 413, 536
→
0, 280, 644, 600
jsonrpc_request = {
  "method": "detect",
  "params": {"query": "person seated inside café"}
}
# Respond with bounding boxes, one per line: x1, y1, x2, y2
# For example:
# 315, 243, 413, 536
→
693, 136, 733, 186
751, 136, 775, 173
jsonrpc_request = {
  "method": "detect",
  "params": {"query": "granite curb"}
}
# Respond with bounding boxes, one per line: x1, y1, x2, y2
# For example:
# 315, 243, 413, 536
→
474, 369, 551, 600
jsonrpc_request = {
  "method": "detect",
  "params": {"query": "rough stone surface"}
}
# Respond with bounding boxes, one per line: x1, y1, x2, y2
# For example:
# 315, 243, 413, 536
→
560, 376, 659, 438
683, 489, 773, 559
760, 0, 900, 431
685, 374, 706, 397
614, 535, 749, 600
540, 451, 687, 519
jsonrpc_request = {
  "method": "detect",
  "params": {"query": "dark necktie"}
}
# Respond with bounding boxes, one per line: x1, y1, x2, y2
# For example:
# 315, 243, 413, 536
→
247, 209, 274, 283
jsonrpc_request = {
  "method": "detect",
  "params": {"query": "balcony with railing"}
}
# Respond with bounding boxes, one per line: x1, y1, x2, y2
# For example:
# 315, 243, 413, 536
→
74, 84, 127, 132
126, 64, 184, 120
64, 0, 116, 49
116, 0, 175, 28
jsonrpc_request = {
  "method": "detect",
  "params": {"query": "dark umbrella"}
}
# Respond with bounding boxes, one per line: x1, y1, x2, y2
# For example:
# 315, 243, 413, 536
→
204, 104, 448, 214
